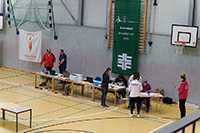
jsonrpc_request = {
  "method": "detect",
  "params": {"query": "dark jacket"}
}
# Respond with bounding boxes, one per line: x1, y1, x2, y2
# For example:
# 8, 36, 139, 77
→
101, 73, 111, 88
114, 77, 128, 87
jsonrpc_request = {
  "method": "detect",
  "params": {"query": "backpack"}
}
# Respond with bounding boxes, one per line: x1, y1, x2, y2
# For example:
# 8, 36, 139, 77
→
163, 97, 173, 104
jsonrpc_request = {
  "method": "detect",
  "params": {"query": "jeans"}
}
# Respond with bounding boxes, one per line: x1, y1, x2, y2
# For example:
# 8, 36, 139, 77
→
101, 87, 108, 105
179, 99, 186, 118
130, 97, 140, 114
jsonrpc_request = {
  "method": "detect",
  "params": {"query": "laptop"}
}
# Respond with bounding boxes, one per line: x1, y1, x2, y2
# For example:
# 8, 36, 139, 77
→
86, 76, 93, 83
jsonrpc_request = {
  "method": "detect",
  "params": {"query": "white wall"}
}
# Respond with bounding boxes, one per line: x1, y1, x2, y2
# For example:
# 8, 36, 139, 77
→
149, 0, 190, 35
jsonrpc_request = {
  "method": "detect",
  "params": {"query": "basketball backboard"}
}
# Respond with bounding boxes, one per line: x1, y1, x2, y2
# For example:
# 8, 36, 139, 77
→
171, 24, 198, 48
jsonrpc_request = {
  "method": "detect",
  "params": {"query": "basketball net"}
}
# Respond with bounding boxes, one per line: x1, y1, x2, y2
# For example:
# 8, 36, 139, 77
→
7, 0, 52, 31
175, 41, 186, 55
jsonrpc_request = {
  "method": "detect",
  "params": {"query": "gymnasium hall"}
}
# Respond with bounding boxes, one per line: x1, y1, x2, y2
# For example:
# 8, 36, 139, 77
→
0, 0, 200, 133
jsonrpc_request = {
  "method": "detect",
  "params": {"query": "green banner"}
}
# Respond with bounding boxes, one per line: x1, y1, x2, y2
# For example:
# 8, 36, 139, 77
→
112, 0, 141, 75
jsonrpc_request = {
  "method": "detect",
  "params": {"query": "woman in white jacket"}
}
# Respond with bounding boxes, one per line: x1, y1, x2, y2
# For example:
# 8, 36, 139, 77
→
129, 73, 143, 118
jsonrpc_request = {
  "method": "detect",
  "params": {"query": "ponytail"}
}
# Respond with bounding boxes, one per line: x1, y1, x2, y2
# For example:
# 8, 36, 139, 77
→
104, 67, 111, 74
180, 74, 187, 81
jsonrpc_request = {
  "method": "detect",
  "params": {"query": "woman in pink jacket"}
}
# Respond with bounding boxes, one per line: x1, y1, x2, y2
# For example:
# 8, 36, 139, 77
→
176, 74, 189, 118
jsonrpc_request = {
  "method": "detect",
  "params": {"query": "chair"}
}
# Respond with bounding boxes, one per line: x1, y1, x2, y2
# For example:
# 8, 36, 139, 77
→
94, 77, 101, 81
94, 77, 101, 91
120, 90, 130, 108
120, 97, 130, 108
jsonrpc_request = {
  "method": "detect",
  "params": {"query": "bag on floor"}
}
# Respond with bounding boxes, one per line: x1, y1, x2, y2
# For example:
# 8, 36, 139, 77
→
39, 82, 46, 86
63, 90, 69, 96
162, 97, 173, 104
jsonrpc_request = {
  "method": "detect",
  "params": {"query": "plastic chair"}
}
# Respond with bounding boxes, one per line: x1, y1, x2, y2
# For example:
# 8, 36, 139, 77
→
94, 77, 101, 81
94, 77, 101, 91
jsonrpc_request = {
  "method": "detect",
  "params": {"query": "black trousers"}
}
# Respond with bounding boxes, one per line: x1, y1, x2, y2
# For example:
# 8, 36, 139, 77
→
101, 87, 108, 105
130, 97, 140, 114
46, 67, 52, 71
45, 67, 52, 82
59, 66, 66, 74
140, 97, 150, 109
179, 99, 186, 118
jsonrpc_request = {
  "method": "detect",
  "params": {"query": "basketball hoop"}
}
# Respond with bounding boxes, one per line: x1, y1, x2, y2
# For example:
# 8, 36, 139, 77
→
175, 41, 186, 55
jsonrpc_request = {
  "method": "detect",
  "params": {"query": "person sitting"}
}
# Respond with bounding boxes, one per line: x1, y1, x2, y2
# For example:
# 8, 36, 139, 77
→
140, 79, 152, 113
110, 74, 128, 101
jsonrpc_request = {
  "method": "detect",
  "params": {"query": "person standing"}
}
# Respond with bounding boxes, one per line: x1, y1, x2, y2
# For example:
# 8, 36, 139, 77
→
39, 48, 56, 84
40, 48, 56, 71
101, 67, 112, 107
140, 79, 152, 113
128, 72, 142, 84
129, 73, 143, 118
58, 49, 67, 74
176, 74, 189, 118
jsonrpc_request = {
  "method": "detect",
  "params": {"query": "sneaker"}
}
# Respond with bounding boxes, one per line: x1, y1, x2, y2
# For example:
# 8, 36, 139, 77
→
104, 104, 109, 107
137, 114, 140, 118
146, 109, 149, 113
129, 114, 133, 117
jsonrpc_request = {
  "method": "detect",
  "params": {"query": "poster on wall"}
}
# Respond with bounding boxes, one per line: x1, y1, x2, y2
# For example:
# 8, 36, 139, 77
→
112, 0, 141, 75
19, 29, 42, 62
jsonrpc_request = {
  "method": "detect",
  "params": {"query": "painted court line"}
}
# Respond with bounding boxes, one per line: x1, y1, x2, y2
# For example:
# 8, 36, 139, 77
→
0, 79, 118, 121
148, 120, 174, 133
15, 95, 50, 104
0, 106, 118, 123
0, 79, 173, 131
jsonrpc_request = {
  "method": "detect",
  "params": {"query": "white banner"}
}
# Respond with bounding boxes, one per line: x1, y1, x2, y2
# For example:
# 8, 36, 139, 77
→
19, 29, 42, 62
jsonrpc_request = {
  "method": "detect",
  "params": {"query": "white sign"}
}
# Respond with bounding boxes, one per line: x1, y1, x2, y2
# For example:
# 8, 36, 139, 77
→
19, 29, 42, 62
117, 53, 132, 70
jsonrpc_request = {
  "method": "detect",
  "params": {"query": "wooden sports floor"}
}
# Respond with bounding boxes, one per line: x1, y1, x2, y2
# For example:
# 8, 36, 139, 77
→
0, 67, 199, 133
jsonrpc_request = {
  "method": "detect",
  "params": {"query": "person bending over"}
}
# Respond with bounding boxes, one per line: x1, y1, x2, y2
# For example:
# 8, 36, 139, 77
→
112, 74, 128, 100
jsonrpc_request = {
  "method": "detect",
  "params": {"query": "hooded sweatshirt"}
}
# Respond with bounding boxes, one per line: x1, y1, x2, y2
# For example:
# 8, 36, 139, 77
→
177, 81, 189, 99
